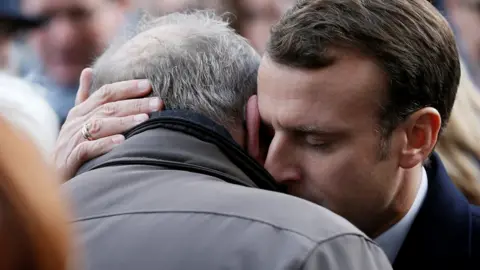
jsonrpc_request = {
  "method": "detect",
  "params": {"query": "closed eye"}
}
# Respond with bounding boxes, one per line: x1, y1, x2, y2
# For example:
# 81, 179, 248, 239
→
305, 135, 332, 149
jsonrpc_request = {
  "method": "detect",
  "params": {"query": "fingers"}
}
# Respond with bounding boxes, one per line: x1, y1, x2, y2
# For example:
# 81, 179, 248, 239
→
75, 68, 93, 105
70, 79, 152, 118
85, 114, 150, 140
65, 135, 125, 179
57, 112, 153, 181
89, 97, 163, 119
57, 78, 163, 181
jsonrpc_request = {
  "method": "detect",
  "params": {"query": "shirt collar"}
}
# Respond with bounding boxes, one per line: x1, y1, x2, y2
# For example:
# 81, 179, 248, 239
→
374, 167, 428, 263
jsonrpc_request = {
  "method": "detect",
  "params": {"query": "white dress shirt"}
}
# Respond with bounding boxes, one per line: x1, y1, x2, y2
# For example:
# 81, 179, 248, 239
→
374, 168, 428, 263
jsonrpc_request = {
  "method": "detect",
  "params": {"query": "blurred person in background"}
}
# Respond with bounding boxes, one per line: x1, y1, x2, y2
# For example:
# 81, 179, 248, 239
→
436, 59, 480, 205
0, 0, 45, 71
21, 0, 130, 125
130, 0, 295, 54
439, 0, 480, 87
0, 74, 59, 157
134, 0, 225, 14
0, 0, 59, 157
127, 0, 230, 32
0, 116, 70, 270
133, 0, 295, 54
228, 0, 295, 53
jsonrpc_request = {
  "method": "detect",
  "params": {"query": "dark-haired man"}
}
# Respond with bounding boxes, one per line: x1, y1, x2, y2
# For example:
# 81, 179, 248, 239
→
57, 1, 479, 269
258, 1, 476, 268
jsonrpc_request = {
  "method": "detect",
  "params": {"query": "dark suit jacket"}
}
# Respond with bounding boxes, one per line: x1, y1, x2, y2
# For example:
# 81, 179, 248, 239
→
393, 153, 480, 269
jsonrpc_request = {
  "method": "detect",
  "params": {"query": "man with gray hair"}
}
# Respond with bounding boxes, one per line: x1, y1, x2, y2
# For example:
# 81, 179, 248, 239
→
64, 11, 391, 270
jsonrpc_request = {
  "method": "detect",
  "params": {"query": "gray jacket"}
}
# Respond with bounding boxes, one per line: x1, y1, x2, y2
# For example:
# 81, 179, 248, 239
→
64, 112, 392, 270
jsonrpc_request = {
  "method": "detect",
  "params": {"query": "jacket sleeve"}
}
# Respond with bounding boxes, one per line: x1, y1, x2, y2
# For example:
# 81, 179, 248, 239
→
301, 234, 392, 270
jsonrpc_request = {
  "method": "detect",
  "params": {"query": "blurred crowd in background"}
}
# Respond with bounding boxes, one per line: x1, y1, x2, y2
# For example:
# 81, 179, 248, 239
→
0, 0, 480, 269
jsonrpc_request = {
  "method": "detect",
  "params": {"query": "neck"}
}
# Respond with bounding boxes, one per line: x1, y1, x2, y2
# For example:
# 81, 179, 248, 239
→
227, 124, 246, 149
370, 166, 423, 238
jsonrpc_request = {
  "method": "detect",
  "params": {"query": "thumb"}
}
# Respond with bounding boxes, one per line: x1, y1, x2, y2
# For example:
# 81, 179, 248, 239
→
75, 68, 93, 105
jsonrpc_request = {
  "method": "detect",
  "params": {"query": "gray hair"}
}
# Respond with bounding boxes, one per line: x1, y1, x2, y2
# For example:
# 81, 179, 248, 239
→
91, 10, 260, 128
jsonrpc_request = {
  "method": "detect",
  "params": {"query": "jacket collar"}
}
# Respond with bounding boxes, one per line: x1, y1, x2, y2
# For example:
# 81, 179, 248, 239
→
129, 110, 235, 143
393, 152, 472, 268
77, 110, 282, 192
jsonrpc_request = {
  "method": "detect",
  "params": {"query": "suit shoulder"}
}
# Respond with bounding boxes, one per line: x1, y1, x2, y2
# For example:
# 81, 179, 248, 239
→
467, 203, 480, 260
469, 203, 480, 228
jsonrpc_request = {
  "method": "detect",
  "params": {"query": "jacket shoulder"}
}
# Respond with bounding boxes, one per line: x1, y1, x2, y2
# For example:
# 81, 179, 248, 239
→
67, 166, 367, 244
235, 187, 367, 242
303, 234, 392, 270
66, 167, 390, 269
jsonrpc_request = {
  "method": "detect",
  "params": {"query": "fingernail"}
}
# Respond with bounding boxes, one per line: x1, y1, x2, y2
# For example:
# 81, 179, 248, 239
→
112, 135, 125, 145
138, 80, 150, 91
134, 114, 149, 123
150, 97, 161, 112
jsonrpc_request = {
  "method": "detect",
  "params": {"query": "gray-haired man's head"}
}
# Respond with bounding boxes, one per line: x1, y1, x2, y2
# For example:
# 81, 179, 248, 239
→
90, 11, 260, 131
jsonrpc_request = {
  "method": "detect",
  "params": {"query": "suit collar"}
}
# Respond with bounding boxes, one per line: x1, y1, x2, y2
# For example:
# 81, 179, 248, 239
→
393, 152, 472, 268
375, 167, 428, 263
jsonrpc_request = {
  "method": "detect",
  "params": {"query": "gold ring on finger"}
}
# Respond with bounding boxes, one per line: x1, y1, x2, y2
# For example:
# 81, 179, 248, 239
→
81, 123, 94, 141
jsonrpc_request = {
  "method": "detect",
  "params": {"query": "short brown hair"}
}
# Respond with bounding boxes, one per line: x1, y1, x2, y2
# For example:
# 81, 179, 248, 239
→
266, 0, 460, 136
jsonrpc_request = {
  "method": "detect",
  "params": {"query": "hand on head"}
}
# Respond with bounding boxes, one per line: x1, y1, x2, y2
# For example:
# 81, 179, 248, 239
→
54, 70, 272, 181
54, 68, 164, 181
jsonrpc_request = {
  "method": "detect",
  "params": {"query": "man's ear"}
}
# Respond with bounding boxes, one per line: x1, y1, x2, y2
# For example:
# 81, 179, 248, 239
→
245, 95, 263, 165
399, 107, 442, 169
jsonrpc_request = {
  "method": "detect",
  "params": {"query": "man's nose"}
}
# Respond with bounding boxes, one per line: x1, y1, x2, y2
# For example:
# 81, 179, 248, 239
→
47, 17, 77, 47
264, 134, 302, 184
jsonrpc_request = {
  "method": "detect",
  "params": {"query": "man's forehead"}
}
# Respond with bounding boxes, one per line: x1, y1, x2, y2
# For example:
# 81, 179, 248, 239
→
257, 54, 386, 129
259, 52, 387, 98
258, 96, 352, 135
258, 57, 332, 101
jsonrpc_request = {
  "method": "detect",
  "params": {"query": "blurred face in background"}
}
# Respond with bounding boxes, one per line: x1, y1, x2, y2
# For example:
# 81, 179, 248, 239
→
235, 0, 294, 53
136, 0, 196, 13
134, 0, 224, 15
22, 0, 128, 87
447, 0, 480, 82
0, 28, 10, 69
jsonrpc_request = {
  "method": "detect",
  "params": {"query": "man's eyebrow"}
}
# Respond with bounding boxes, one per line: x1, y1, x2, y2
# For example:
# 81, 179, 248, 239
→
287, 125, 345, 136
